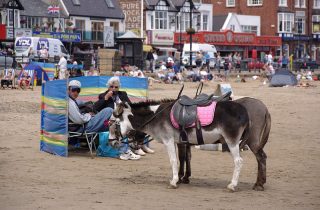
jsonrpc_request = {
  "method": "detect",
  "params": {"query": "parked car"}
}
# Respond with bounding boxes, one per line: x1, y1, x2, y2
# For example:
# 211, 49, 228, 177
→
0, 52, 13, 69
293, 59, 319, 71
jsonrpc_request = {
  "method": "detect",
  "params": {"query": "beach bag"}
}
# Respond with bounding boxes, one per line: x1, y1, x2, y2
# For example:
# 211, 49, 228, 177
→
96, 132, 120, 158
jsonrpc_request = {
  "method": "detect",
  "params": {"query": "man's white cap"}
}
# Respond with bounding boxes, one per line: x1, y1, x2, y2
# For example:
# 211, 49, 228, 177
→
68, 80, 81, 88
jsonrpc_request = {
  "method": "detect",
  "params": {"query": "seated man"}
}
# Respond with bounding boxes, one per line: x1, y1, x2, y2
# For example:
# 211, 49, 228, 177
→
68, 80, 113, 133
1, 69, 14, 88
18, 71, 32, 89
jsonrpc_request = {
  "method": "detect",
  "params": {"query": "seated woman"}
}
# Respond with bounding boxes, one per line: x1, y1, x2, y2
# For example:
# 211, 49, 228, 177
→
94, 76, 154, 160
18, 71, 32, 90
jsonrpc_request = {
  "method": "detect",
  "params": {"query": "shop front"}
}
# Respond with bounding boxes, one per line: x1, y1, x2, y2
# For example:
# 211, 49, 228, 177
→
146, 30, 176, 57
174, 30, 282, 60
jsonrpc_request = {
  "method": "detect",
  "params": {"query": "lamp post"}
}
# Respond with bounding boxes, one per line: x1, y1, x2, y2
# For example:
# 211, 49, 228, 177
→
188, 0, 194, 68
6, 0, 19, 51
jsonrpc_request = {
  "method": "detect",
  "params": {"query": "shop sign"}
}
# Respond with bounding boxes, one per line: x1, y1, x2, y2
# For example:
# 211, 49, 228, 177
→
33, 32, 81, 43
15, 28, 32, 37
119, 0, 141, 31
104, 26, 114, 47
151, 30, 174, 45
175, 30, 281, 47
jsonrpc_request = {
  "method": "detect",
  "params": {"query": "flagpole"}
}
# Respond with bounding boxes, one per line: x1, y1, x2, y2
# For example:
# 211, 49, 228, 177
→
141, 0, 143, 38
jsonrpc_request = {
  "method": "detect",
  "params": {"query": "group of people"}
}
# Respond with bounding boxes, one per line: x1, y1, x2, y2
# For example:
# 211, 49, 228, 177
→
68, 76, 154, 160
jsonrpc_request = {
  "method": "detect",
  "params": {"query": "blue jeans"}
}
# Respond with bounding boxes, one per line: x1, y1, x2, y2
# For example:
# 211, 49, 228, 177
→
86, 107, 113, 133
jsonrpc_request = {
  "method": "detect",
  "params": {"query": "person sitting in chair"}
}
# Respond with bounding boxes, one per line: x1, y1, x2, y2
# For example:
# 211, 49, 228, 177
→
1, 69, 14, 88
68, 80, 113, 133
18, 71, 32, 90
94, 76, 154, 160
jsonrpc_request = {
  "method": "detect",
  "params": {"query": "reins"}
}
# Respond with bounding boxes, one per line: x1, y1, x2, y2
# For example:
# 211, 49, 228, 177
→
135, 84, 184, 130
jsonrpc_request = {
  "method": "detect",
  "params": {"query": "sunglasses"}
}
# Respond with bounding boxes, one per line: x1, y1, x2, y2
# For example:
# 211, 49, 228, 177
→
71, 87, 81, 93
109, 85, 119, 89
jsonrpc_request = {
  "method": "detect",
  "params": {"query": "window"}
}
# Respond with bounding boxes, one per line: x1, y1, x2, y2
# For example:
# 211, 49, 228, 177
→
7, 9, 18, 27
72, 0, 80, 6
155, 11, 168, 30
181, 13, 190, 31
279, 0, 287, 6
75, 19, 85, 38
295, 0, 306, 7
312, 15, 320, 33
314, 0, 320, 8
195, 14, 201, 31
230, 24, 235, 31
60, 45, 68, 54
151, 15, 154, 29
110, 22, 119, 32
105, 0, 114, 8
278, 13, 294, 33
227, 0, 235, 7
295, 18, 305, 34
91, 21, 104, 41
247, 0, 263, 6
203, 14, 208, 31
241, 25, 258, 34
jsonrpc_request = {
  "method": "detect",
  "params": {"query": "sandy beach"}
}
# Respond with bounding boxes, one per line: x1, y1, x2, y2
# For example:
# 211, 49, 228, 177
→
0, 77, 319, 210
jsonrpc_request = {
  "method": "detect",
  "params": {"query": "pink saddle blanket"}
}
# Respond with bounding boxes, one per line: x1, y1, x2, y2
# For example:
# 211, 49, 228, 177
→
170, 102, 217, 129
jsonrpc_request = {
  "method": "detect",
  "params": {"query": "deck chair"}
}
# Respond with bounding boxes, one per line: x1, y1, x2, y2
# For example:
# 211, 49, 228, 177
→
68, 122, 98, 158
1, 69, 15, 89
17, 69, 35, 90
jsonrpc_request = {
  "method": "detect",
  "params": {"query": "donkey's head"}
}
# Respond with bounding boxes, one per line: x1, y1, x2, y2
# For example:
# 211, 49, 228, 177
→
108, 102, 136, 148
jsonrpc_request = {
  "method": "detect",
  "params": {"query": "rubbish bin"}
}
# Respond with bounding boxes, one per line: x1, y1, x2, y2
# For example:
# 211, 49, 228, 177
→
240, 60, 248, 71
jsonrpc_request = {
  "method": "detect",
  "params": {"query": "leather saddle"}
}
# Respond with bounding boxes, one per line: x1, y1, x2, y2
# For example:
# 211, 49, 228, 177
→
173, 91, 232, 129
172, 91, 232, 144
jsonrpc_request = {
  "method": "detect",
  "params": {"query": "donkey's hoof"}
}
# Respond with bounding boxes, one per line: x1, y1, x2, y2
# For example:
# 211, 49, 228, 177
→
181, 178, 190, 184
253, 184, 264, 191
167, 184, 178, 189
227, 183, 236, 192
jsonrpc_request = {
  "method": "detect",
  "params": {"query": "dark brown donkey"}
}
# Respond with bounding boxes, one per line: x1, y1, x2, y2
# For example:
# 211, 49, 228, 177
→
177, 97, 271, 191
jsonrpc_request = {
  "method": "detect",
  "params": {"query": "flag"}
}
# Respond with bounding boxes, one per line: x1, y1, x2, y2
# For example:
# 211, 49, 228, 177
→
48, 5, 60, 14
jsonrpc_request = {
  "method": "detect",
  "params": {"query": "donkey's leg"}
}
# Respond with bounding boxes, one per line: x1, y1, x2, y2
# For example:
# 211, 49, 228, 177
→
163, 138, 179, 188
253, 148, 267, 191
177, 143, 186, 183
226, 142, 243, 192
183, 144, 191, 184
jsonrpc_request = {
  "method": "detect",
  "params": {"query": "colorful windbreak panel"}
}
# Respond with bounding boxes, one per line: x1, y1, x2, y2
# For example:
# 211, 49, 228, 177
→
40, 76, 148, 157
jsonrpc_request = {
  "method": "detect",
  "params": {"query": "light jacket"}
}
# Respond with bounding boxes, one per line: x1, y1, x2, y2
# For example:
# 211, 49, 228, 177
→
68, 97, 91, 124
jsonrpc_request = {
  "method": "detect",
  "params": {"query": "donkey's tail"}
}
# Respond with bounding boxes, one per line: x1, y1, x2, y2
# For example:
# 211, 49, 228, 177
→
257, 109, 271, 151
239, 120, 250, 150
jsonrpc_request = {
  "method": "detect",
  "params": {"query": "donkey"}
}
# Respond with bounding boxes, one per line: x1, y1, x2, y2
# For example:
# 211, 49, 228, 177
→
109, 99, 250, 191
177, 97, 271, 191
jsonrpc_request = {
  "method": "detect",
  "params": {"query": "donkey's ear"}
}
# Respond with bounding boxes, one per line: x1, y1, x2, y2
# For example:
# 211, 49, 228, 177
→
113, 102, 124, 117
124, 102, 132, 111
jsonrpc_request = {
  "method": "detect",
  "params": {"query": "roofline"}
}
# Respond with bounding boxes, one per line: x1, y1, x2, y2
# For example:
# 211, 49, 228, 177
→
59, 0, 69, 17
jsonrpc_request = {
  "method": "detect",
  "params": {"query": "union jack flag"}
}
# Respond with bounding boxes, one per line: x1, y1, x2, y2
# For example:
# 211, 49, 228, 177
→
48, 5, 60, 14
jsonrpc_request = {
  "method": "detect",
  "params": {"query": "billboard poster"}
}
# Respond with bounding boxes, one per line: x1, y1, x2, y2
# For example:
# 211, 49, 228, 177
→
119, 0, 141, 36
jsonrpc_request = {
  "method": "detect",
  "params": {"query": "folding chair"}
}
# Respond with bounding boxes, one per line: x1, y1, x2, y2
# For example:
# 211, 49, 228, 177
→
1, 68, 15, 89
18, 69, 35, 90
68, 122, 98, 158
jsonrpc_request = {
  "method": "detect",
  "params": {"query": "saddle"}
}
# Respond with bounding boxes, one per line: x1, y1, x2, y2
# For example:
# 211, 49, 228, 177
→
172, 91, 232, 144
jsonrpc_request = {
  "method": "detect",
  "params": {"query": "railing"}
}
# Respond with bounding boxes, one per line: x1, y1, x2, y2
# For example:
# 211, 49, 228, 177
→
73, 30, 125, 42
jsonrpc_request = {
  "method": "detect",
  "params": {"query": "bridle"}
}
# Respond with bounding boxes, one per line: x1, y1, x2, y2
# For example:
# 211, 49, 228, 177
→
109, 85, 186, 147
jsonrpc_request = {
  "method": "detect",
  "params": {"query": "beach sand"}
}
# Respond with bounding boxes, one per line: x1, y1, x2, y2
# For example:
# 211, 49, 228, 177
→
0, 78, 319, 210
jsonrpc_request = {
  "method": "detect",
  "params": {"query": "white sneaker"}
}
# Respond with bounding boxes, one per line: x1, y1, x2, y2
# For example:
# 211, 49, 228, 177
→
142, 145, 155, 154
134, 148, 146, 156
127, 150, 141, 160
119, 150, 141, 160
119, 152, 130, 160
